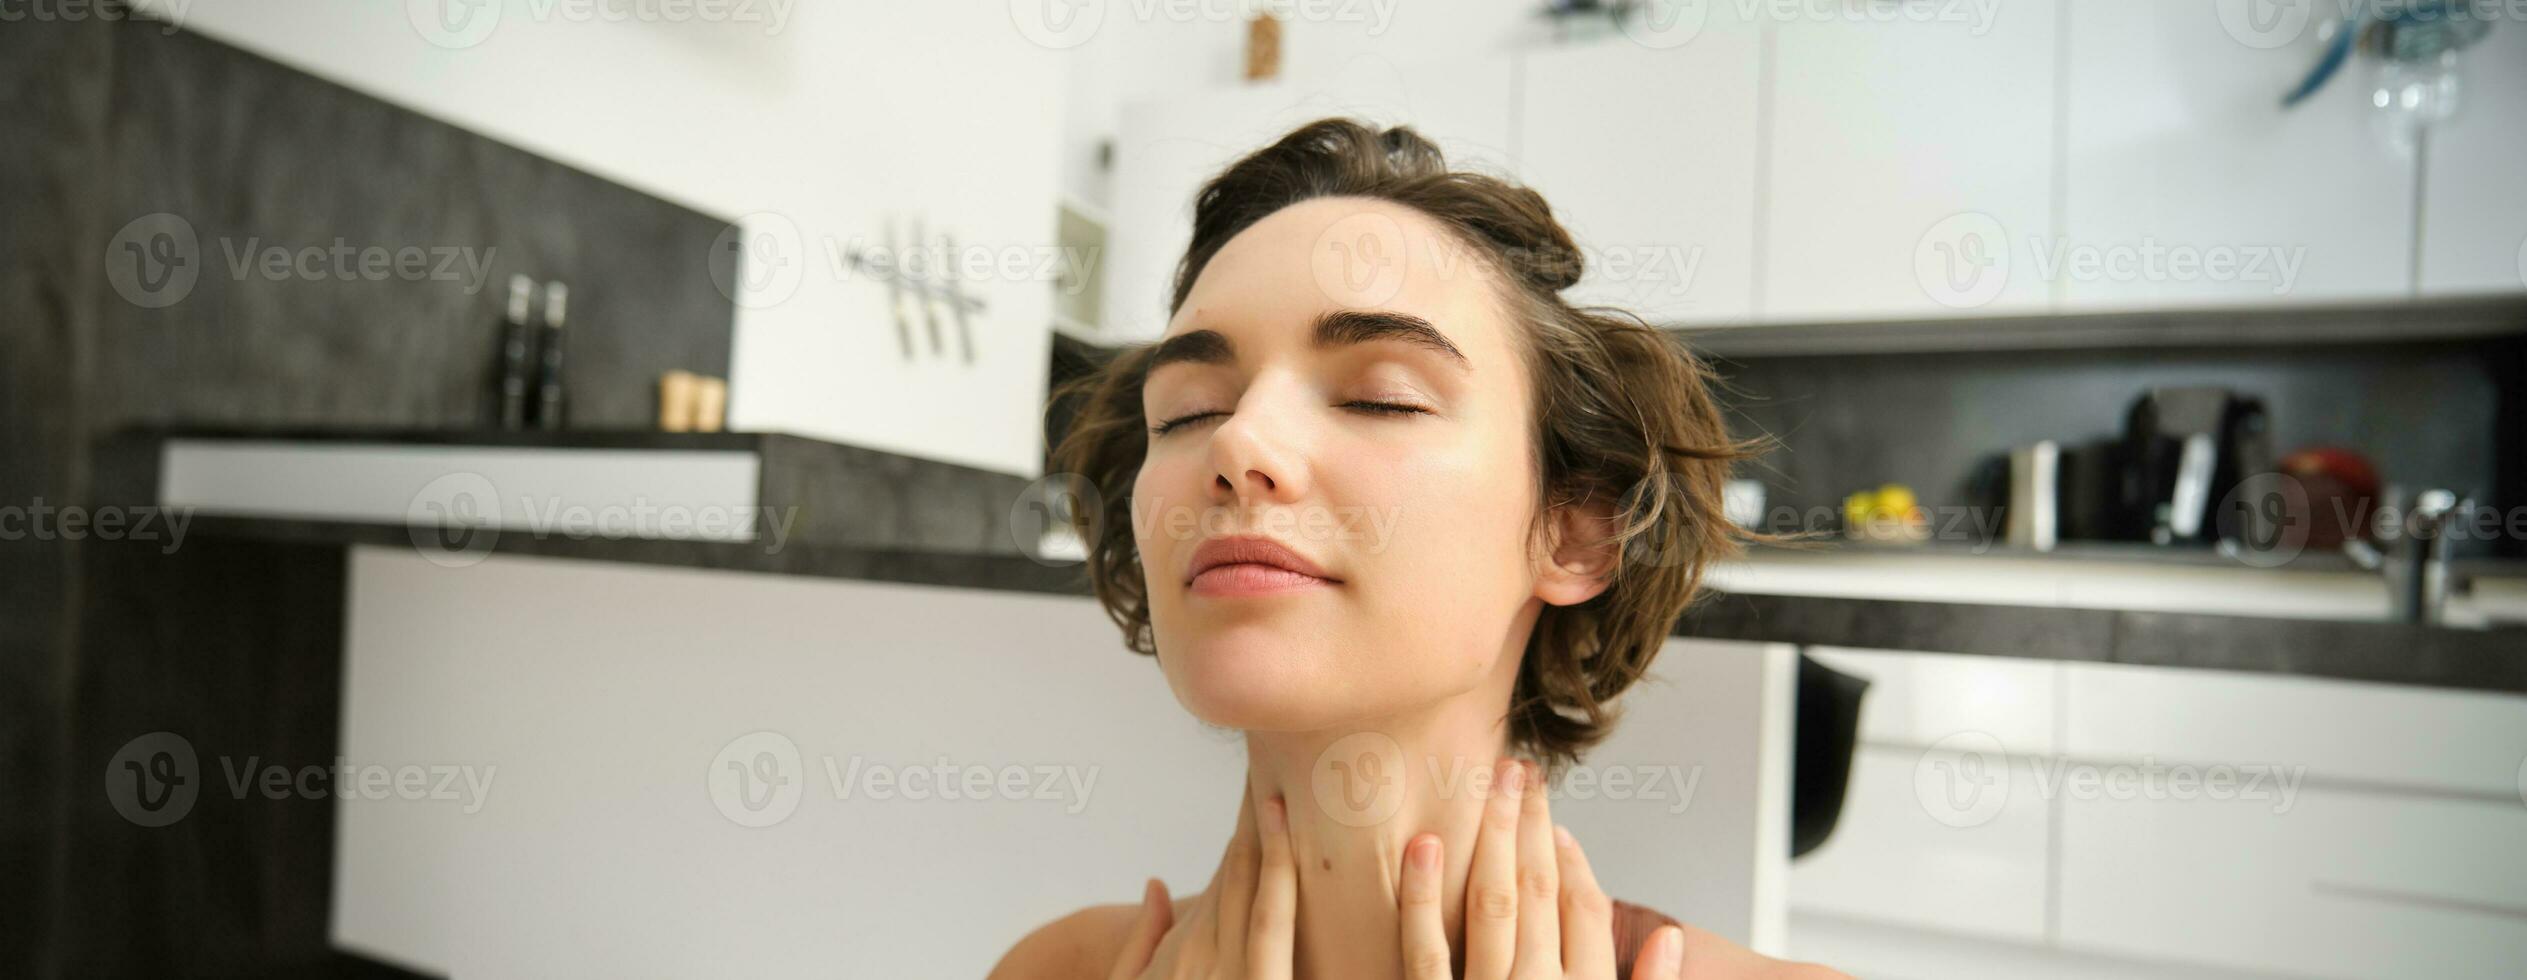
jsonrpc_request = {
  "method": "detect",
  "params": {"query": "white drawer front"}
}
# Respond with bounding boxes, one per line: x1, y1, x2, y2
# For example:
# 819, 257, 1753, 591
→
2062, 662, 2527, 797
2059, 784, 2527, 979
1791, 744, 2052, 944
1809, 648, 2060, 755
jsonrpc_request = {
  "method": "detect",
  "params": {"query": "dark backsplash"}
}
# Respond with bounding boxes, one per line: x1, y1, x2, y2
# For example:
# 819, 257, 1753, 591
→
1704, 336, 2521, 553
3, 11, 736, 976
85, 20, 735, 430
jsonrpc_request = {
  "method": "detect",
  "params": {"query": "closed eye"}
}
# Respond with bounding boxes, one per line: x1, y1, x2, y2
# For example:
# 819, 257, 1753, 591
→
1342, 400, 1431, 418
1146, 401, 1431, 436
1147, 410, 1224, 436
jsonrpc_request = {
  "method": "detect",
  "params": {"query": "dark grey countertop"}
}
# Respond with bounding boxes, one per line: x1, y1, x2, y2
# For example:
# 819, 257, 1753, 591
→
128, 427, 2527, 697
1678, 591, 2527, 695
171, 513, 2527, 697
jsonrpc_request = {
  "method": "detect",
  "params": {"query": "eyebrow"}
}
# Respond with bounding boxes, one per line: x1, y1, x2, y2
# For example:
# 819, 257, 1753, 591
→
1147, 310, 1472, 376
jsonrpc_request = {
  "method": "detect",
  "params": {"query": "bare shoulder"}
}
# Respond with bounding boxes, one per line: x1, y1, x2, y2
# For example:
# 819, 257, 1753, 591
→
986, 895, 1198, 980
1615, 899, 1850, 980
1675, 922, 1851, 980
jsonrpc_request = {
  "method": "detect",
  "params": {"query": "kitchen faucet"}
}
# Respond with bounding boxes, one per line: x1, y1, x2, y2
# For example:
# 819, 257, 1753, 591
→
2343, 488, 2468, 626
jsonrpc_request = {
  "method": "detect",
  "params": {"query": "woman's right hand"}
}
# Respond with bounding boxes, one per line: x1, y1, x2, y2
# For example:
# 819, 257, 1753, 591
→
1398, 759, 1686, 980
1110, 788, 1299, 980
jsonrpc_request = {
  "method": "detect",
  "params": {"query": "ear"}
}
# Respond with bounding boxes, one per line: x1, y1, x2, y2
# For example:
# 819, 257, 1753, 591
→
1534, 496, 1621, 607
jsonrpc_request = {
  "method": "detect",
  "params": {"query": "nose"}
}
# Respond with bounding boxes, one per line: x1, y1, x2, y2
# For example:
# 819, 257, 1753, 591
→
1205, 382, 1310, 506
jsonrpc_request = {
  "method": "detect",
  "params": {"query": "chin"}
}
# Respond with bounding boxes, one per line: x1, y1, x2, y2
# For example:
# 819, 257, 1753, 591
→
1157, 625, 1356, 732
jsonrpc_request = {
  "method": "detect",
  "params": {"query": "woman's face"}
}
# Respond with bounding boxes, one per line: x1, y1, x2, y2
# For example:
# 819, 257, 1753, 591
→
1133, 196, 1580, 733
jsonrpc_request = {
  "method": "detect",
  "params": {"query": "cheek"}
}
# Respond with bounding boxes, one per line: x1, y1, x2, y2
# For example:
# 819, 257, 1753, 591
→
1340, 415, 1537, 669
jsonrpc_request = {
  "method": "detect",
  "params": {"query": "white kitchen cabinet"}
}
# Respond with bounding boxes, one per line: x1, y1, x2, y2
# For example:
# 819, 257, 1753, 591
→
1761, 1, 2060, 322
1806, 647, 2059, 754
1791, 651, 2059, 943
1517, 15, 1762, 327
2058, 783, 2527, 979
1791, 650, 2527, 979
2060, 661, 2527, 797
1100, 58, 1518, 343
1790, 744, 2055, 944
2050, 662, 2527, 977
2418, 21, 2527, 297
2061, 0, 2416, 311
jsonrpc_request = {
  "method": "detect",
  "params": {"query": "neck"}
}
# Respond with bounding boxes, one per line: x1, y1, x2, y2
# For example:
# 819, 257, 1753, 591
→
1234, 608, 1535, 980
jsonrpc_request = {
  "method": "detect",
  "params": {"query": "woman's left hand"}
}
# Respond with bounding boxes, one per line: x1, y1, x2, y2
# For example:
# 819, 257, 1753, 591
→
1396, 759, 1683, 980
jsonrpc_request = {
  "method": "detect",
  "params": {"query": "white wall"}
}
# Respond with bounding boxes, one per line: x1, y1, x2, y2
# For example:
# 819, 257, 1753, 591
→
1052, 0, 1545, 211
333, 546, 1792, 976
146, 0, 1067, 476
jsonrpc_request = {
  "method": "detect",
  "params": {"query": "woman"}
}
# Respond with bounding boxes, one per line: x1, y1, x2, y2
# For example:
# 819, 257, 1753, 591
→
993, 119, 1843, 980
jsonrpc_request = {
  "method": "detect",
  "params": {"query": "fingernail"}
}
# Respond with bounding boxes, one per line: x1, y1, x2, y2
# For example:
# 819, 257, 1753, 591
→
1409, 834, 1438, 872
1263, 795, 1287, 833
1503, 759, 1526, 795
1553, 824, 1575, 849
1657, 926, 1684, 971
1143, 877, 1161, 907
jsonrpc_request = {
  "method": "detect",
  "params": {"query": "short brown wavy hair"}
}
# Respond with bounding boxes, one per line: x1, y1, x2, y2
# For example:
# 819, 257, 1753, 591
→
1047, 118, 1764, 773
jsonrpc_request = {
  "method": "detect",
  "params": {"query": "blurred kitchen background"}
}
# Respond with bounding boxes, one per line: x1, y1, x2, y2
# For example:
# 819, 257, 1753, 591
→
7, 1, 2526, 977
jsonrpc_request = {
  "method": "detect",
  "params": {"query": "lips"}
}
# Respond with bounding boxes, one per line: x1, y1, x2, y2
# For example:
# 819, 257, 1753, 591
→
1185, 535, 1339, 591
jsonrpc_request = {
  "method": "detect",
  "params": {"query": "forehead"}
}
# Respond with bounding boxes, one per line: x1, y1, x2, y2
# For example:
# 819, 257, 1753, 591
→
1164, 196, 1516, 363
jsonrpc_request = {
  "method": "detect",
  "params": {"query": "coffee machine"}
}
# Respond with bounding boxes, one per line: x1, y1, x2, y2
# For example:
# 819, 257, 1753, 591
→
2115, 386, 2273, 546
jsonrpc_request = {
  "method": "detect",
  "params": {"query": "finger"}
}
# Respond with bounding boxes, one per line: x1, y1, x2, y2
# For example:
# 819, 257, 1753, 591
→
1174, 878, 1219, 975
1398, 834, 1452, 980
1510, 762, 1561, 979
1554, 824, 1617, 979
1465, 757, 1524, 980
1247, 796, 1298, 980
1106, 877, 1174, 980
1628, 925, 1684, 980
1214, 789, 1260, 970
